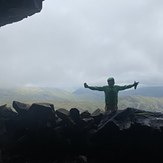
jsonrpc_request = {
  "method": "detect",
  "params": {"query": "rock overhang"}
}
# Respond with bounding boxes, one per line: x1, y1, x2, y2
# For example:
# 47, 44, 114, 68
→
0, 0, 44, 27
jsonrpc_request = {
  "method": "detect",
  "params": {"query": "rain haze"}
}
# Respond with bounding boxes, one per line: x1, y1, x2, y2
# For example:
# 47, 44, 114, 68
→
0, 0, 163, 88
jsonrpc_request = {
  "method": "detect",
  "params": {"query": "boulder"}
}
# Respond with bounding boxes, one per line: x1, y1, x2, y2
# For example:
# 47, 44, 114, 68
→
3, 104, 163, 162
82, 117, 94, 124
13, 101, 30, 115
0, 104, 17, 120
0, 104, 17, 137
16, 103, 58, 155
56, 108, 75, 127
28, 102, 55, 114
56, 108, 69, 120
91, 108, 104, 125
80, 110, 91, 119
69, 108, 80, 122
91, 108, 163, 160
28, 103, 56, 129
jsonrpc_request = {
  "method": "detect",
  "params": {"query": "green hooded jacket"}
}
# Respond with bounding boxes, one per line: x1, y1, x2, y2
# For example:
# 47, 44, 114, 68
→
88, 81, 134, 106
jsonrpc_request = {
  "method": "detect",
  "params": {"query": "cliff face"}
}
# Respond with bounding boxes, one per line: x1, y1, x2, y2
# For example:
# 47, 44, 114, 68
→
0, 0, 44, 27
1, 101, 163, 162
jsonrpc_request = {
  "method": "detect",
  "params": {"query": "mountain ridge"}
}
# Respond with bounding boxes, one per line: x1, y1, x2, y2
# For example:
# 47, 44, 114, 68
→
74, 86, 163, 98
0, 86, 162, 112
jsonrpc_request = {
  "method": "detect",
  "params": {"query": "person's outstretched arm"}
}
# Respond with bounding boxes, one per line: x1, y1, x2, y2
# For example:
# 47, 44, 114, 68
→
84, 83, 104, 91
118, 81, 139, 91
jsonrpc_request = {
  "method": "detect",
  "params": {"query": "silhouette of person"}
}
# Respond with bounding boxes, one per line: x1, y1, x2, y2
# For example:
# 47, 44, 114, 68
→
84, 77, 139, 111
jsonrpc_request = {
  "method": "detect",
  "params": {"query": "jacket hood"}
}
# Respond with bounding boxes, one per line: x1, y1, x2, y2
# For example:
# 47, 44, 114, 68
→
107, 77, 115, 85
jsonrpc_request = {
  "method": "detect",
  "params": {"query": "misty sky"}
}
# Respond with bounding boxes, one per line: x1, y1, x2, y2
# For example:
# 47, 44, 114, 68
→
0, 0, 163, 88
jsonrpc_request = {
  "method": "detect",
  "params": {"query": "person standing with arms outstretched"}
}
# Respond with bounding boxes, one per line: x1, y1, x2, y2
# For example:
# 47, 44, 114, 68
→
84, 77, 139, 111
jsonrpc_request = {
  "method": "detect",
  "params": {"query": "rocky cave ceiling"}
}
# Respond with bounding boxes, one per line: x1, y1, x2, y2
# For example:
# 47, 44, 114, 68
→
0, 0, 44, 27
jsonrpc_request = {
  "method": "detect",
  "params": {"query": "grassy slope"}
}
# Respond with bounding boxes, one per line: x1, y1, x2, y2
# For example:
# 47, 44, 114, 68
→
0, 87, 163, 113
2, 95, 163, 113
0, 87, 104, 102
118, 95, 163, 112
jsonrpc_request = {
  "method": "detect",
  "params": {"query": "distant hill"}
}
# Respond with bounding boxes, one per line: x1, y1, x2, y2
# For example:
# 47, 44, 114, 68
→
119, 86, 163, 97
2, 95, 163, 113
118, 95, 163, 112
0, 86, 163, 112
0, 87, 104, 102
73, 86, 163, 98
0, 86, 163, 103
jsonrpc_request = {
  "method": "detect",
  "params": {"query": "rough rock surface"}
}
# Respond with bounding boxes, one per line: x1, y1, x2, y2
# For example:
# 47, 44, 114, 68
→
0, 0, 44, 27
0, 102, 163, 162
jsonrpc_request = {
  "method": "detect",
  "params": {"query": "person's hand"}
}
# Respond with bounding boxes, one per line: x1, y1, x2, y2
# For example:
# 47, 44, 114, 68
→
133, 81, 139, 89
84, 83, 89, 88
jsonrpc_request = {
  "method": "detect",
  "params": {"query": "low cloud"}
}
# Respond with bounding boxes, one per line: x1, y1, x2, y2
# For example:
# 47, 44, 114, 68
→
0, 0, 163, 87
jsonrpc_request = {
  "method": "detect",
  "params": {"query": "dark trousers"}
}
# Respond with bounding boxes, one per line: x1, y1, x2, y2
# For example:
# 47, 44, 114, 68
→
105, 105, 118, 111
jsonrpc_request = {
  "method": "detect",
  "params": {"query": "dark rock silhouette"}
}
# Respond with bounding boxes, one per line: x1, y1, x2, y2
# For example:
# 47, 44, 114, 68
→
13, 101, 30, 115
91, 108, 104, 125
0, 0, 44, 27
0, 101, 163, 162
